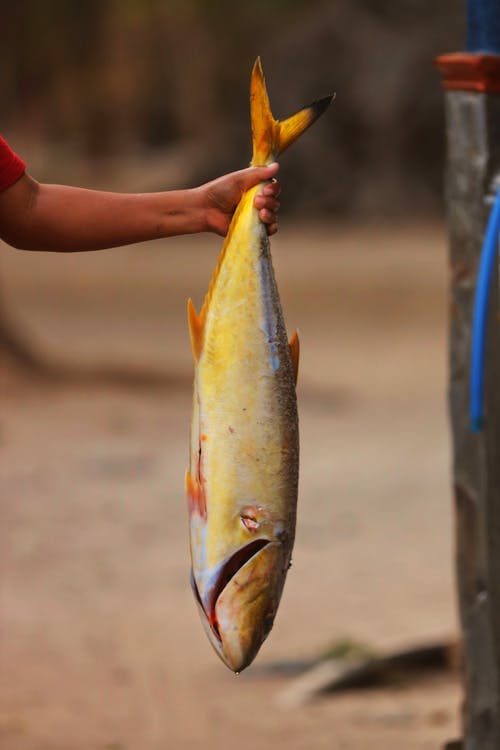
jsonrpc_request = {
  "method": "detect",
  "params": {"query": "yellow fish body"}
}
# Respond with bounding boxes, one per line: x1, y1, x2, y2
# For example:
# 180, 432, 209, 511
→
186, 58, 332, 671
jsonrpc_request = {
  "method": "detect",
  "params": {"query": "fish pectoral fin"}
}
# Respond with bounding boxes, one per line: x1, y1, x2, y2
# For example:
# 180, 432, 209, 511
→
185, 467, 196, 493
187, 298, 205, 361
289, 329, 300, 385
185, 468, 206, 518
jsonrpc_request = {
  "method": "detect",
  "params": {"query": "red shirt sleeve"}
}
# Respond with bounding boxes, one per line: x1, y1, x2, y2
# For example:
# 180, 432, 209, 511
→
0, 135, 26, 191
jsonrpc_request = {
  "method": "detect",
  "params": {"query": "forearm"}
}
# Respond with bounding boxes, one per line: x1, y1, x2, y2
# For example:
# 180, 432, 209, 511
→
0, 163, 280, 252
0, 174, 208, 252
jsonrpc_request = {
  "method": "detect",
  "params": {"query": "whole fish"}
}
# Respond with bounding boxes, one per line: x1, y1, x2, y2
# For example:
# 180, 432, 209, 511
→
186, 58, 332, 672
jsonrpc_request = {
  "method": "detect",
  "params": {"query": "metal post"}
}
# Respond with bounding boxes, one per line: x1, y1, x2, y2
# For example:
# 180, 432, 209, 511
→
436, 2, 500, 748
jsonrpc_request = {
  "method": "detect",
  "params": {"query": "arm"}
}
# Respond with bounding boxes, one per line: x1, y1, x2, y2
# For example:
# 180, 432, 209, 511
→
0, 163, 280, 252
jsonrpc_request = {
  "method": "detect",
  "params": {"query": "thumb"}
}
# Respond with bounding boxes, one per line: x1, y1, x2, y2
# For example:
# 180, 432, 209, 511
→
238, 162, 279, 191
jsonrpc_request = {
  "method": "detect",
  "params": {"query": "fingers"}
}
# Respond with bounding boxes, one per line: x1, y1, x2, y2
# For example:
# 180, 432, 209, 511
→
261, 178, 281, 198
253, 174, 280, 233
254, 161, 279, 181
237, 162, 280, 192
254, 193, 280, 209
254, 183, 280, 217
255, 204, 280, 235
254, 199, 280, 217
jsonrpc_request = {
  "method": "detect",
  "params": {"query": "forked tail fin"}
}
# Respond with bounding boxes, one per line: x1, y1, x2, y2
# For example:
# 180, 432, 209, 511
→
250, 57, 334, 166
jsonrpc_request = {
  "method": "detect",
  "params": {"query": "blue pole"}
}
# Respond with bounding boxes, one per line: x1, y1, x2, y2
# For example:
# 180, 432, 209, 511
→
466, 0, 500, 53
469, 188, 500, 430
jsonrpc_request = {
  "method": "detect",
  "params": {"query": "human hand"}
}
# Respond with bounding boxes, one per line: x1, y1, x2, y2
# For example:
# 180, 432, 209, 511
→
199, 162, 280, 237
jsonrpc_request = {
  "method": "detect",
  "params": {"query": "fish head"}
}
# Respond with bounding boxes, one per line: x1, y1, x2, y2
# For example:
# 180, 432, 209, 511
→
189, 501, 292, 672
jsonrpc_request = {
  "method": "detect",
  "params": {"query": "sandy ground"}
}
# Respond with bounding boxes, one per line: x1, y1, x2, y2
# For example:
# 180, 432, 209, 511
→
0, 222, 460, 749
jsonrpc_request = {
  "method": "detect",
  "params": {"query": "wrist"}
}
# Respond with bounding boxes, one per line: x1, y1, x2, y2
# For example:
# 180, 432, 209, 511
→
155, 187, 208, 238
188, 186, 211, 234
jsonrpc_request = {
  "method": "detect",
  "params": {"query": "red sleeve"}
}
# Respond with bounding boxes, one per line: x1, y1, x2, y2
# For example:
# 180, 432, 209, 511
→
0, 135, 26, 191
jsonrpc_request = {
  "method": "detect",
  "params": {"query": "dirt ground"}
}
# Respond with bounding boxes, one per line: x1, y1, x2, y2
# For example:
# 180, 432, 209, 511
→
0, 222, 460, 749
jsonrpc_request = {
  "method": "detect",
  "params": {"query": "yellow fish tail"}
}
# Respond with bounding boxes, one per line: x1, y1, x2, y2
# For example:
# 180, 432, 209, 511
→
250, 56, 334, 166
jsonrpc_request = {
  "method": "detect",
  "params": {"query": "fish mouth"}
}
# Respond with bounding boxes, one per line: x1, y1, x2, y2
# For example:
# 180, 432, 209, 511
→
191, 539, 285, 671
192, 538, 271, 640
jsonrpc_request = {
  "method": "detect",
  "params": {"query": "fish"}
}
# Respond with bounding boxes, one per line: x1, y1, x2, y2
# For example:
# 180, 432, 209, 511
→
186, 57, 333, 672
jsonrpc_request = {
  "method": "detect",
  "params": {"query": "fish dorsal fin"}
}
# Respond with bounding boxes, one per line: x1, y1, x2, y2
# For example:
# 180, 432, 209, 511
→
250, 57, 334, 166
289, 329, 300, 385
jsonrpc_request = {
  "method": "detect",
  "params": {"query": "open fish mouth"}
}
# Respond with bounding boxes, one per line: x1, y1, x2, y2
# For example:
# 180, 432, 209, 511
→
191, 539, 271, 640
190, 539, 285, 671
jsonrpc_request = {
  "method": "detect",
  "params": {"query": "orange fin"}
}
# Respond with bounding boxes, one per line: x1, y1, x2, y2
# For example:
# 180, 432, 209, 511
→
187, 298, 204, 361
185, 468, 195, 494
185, 468, 206, 519
289, 329, 300, 385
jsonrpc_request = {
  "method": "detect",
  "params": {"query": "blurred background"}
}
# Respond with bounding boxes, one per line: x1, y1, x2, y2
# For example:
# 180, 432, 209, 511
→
1, 2, 463, 749
1, 0, 463, 215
